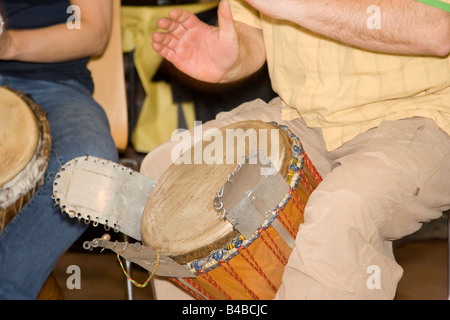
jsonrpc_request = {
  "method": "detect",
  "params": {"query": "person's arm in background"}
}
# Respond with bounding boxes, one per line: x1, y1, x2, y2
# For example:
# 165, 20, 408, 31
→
152, 0, 266, 84
244, 0, 450, 56
0, 0, 112, 62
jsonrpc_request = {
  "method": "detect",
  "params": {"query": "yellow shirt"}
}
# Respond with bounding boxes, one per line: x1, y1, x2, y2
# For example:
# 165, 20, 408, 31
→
229, 0, 450, 150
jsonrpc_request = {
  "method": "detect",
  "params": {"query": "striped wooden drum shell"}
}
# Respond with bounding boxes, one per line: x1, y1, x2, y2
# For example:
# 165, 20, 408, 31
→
141, 121, 322, 300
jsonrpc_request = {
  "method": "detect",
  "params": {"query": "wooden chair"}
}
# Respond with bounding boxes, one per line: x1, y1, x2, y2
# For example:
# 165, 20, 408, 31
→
87, 0, 128, 152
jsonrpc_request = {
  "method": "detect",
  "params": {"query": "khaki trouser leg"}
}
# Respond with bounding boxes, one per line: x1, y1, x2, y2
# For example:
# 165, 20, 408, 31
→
275, 117, 450, 299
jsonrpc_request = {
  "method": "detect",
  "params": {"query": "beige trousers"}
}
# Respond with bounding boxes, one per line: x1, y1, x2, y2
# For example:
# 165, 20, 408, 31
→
140, 98, 450, 300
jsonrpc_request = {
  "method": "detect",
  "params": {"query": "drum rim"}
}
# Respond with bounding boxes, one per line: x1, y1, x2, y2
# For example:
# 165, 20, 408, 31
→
180, 122, 307, 274
141, 121, 295, 262
0, 87, 51, 211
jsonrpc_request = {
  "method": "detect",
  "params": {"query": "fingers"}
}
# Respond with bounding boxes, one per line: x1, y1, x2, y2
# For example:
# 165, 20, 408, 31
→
157, 9, 197, 36
152, 18, 182, 58
152, 32, 176, 50
156, 18, 187, 41
217, 0, 236, 41
218, 0, 233, 29
151, 9, 196, 56
151, 40, 176, 61
152, 31, 180, 61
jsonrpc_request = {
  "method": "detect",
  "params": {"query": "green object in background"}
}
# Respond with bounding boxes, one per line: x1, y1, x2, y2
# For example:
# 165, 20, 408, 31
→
416, 0, 450, 12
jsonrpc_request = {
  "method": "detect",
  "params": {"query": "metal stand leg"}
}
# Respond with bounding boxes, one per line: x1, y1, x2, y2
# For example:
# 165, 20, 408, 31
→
150, 277, 157, 300
121, 234, 134, 300
116, 159, 158, 300
117, 158, 140, 300
120, 232, 159, 300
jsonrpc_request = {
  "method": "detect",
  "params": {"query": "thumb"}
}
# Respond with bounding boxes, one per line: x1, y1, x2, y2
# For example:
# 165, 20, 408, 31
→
218, 0, 236, 40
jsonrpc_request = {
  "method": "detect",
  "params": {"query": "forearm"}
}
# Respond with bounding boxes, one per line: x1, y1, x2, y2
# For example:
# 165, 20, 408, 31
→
246, 0, 450, 56
1, 24, 107, 62
221, 21, 266, 83
0, 0, 112, 63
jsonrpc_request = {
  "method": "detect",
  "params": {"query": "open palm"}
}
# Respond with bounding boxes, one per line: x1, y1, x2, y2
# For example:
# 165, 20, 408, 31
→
152, 1, 239, 83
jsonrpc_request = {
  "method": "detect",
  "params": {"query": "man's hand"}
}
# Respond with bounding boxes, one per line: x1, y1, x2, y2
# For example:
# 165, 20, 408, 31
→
152, 0, 240, 83
152, 0, 266, 83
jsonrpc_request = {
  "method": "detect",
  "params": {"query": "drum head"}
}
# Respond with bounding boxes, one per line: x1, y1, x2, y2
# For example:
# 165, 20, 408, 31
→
0, 87, 39, 188
141, 121, 293, 263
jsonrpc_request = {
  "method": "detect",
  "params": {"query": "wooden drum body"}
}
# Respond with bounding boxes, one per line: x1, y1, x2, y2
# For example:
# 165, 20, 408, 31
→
0, 87, 51, 232
141, 121, 322, 300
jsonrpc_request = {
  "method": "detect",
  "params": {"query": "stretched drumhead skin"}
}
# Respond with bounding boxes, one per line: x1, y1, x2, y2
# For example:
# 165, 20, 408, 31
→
141, 121, 293, 264
1, 87, 51, 232
0, 87, 39, 188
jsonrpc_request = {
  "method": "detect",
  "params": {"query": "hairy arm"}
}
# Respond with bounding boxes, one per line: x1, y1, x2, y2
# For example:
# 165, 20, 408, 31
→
0, 0, 112, 62
245, 0, 450, 56
152, 0, 265, 83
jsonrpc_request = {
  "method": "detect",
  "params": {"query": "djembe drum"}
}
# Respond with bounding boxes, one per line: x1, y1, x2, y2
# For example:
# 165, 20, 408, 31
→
141, 121, 322, 300
0, 87, 51, 232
